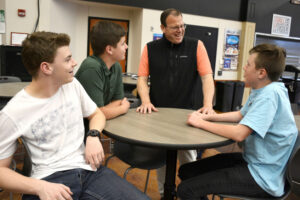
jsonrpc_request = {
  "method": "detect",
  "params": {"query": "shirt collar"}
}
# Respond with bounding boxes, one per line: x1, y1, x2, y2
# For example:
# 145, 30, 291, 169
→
91, 55, 111, 76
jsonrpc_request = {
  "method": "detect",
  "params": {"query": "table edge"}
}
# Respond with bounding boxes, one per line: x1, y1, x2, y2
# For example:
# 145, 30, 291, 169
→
103, 129, 234, 150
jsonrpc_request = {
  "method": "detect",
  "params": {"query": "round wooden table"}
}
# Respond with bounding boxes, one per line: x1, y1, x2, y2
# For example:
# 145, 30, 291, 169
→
103, 108, 233, 200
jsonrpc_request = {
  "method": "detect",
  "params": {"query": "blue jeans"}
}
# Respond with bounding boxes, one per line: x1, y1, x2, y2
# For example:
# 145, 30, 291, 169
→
22, 166, 150, 200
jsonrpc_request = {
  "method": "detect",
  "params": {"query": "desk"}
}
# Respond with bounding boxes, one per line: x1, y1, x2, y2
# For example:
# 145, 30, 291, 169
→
122, 76, 137, 86
0, 82, 29, 97
103, 108, 233, 200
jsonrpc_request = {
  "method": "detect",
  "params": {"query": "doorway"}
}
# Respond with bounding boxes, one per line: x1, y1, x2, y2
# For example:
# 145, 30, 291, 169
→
88, 17, 130, 72
185, 24, 218, 74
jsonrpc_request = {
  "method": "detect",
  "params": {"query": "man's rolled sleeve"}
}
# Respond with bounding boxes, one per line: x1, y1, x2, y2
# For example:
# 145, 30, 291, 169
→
196, 41, 213, 76
138, 45, 149, 77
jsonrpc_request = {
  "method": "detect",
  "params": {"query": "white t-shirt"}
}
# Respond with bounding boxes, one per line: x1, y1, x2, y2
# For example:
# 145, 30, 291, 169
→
0, 78, 97, 179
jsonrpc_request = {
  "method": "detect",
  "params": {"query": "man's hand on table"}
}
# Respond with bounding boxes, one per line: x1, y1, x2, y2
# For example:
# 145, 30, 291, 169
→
136, 102, 158, 114
197, 106, 216, 115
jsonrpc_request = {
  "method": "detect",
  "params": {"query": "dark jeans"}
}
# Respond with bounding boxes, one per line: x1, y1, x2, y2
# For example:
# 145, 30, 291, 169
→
177, 153, 273, 200
22, 166, 150, 200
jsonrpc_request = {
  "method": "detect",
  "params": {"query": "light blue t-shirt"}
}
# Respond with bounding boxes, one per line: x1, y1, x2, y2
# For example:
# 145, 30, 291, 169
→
240, 82, 298, 197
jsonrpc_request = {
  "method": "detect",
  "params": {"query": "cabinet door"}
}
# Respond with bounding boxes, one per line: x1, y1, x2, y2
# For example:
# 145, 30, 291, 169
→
185, 24, 218, 74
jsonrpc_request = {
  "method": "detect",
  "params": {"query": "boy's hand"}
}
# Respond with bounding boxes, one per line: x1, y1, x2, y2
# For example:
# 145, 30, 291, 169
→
37, 180, 73, 200
187, 111, 206, 128
85, 136, 104, 170
120, 97, 130, 113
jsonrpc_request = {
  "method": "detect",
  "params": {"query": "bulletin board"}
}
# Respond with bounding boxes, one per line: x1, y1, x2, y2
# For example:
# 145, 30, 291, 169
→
88, 17, 129, 72
222, 29, 241, 71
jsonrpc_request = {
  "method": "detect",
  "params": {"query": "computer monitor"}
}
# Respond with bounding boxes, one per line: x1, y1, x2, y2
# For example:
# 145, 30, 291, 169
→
0, 45, 31, 81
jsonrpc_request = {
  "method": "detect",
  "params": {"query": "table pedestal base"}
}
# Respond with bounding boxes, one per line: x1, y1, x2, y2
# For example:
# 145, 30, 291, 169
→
164, 150, 178, 200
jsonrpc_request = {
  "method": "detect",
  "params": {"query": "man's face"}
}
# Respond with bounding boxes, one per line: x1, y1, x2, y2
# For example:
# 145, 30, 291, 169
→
161, 15, 185, 44
50, 46, 77, 84
111, 36, 128, 62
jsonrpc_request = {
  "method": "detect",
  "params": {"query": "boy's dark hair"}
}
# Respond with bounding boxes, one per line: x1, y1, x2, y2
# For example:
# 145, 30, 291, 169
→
22, 31, 70, 78
160, 8, 182, 27
90, 21, 126, 56
250, 43, 286, 81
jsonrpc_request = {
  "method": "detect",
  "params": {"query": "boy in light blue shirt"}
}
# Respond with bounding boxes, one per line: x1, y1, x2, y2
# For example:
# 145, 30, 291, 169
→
177, 44, 298, 200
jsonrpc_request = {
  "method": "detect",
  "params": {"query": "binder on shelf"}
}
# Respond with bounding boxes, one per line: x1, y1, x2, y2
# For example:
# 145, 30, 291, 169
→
232, 81, 245, 111
214, 81, 234, 112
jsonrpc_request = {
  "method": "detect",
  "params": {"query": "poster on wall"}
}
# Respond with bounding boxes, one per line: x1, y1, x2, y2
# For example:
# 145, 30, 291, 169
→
153, 33, 162, 41
223, 30, 240, 71
0, 10, 5, 34
11, 32, 28, 46
271, 14, 291, 37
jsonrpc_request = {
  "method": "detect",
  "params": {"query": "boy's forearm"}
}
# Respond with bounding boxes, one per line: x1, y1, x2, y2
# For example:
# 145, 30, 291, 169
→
104, 100, 122, 108
0, 166, 41, 195
199, 120, 251, 142
88, 108, 106, 131
100, 104, 127, 120
207, 111, 243, 123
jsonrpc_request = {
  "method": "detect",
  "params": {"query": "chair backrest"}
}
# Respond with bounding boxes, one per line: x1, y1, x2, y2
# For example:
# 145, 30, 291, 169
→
287, 131, 300, 197
19, 138, 32, 177
128, 97, 141, 109
113, 140, 166, 170
0, 76, 21, 83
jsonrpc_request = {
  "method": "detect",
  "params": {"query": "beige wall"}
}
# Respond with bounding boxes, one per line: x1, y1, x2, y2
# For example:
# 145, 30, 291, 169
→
2, 0, 143, 73
3, 0, 37, 45
3, 0, 252, 80
0, 0, 4, 44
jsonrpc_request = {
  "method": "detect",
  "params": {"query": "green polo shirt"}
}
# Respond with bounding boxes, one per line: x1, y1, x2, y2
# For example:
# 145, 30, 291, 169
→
75, 55, 124, 107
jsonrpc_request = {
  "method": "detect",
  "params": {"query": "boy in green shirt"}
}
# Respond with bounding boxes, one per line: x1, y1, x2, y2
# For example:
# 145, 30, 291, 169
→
76, 21, 130, 119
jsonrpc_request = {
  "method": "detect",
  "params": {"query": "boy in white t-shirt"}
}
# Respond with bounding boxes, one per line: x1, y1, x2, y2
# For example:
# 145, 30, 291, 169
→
0, 31, 149, 200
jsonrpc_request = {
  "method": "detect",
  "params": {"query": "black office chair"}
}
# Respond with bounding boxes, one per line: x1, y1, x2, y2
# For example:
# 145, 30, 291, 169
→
0, 76, 22, 110
0, 138, 31, 200
127, 97, 141, 109
105, 99, 167, 194
212, 131, 300, 200
0, 76, 21, 83
281, 65, 300, 104
19, 138, 32, 177
105, 141, 166, 193
287, 132, 300, 197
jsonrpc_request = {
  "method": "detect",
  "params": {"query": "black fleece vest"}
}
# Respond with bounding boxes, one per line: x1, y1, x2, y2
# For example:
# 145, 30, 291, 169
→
147, 35, 201, 109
